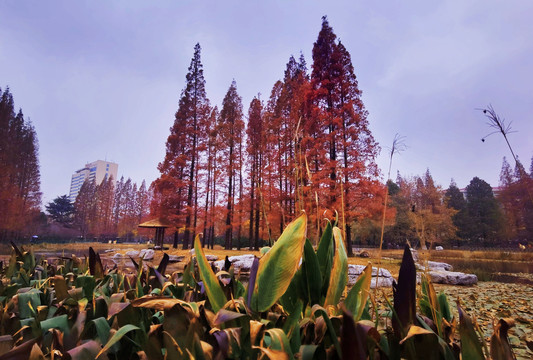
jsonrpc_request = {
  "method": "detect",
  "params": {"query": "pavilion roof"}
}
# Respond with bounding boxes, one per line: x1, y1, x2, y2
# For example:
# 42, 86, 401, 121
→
138, 218, 172, 228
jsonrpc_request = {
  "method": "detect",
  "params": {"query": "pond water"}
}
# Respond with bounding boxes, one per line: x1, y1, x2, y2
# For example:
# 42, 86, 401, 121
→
430, 257, 533, 274
429, 256, 533, 284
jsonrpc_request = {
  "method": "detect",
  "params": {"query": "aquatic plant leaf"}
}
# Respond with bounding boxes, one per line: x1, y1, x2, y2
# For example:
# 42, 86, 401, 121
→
132, 296, 188, 311
312, 305, 341, 357
302, 239, 322, 306
157, 253, 169, 275
392, 244, 416, 338
213, 309, 247, 326
316, 220, 333, 297
254, 346, 289, 360
300, 345, 326, 360
278, 269, 304, 315
344, 263, 372, 322
251, 213, 307, 312
0, 336, 13, 357
262, 328, 293, 359
0, 337, 40, 360
246, 257, 259, 309
341, 309, 365, 360
96, 324, 140, 359
194, 235, 227, 313
63, 340, 101, 360
458, 304, 485, 360
90, 317, 111, 346
438, 291, 452, 323
17, 289, 41, 319
74, 275, 96, 299
88, 247, 104, 279
40, 315, 69, 335
324, 227, 347, 308
490, 318, 515, 360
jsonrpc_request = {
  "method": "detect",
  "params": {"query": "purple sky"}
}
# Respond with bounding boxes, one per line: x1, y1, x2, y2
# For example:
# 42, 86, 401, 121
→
1, 1, 532, 207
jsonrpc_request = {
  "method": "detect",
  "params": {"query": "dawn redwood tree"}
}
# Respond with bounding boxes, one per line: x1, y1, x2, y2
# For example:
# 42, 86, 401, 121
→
219, 80, 244, 249
74, 179, 96, 238
153, 43, 210, 249
246, 96, 264, 249
0, 87, 41, 240
498, 157, 533, 243
136, 180, 151, 224
309, 17, 380, 253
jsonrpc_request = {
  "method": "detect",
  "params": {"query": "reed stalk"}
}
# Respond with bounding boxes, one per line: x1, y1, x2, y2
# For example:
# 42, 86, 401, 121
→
375, 134, 406, 292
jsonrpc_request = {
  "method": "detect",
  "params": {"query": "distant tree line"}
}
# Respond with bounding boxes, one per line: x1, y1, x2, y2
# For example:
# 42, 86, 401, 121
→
46, 177, 152, 241
357, 158, 533, 249
0, 87, 41, 241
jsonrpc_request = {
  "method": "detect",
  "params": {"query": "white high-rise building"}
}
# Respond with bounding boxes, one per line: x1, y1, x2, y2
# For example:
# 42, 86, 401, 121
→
69, 160, 118, 202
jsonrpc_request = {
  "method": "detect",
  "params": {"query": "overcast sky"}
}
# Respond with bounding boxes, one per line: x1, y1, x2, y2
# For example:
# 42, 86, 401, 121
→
1, 0, 532, 206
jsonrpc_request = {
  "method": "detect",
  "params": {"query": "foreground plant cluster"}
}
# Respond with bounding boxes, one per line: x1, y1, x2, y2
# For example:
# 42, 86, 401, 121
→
0, 214, 526, 359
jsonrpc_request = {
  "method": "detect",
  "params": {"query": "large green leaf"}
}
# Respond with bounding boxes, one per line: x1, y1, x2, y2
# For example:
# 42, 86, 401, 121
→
96, 324, 140, 359
17, 289, 41, 319
458, 305, 485, 360
312, 305, 341, 357
344, 263, 372, 322
262, 328, 294, 360
40, 314, 69, 335
251, 213, 307, 312
302, 239, 322, 306
323, 227, 347, 308
194, 235, 227, 313
316, 221, 333, 297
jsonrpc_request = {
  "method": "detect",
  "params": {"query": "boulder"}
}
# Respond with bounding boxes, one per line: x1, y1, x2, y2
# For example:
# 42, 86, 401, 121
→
168, 255, 185, 262
416, 261, 453, 272
205, 255, 219, 261
359, 251, 370, 258
112, 253, 124, 260
435, 246, 444, 251
371, 277, 394, 288
410, 248, 419, 262
429, 270, 477, 286
213, 254, 255, 273
139, 249, 155, 260
347, 264, 393, 288
126, 250, 139, 257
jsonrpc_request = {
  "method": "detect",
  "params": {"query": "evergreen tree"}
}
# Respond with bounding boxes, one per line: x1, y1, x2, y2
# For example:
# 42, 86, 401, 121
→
464, 177, 504, 245
444, 181, 468, 242
46, 195, 75, 225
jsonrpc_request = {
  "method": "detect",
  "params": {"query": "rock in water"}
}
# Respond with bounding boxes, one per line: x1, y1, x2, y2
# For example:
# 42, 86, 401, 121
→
126, 250, 139, 257
139, 249, 154, 260
429, 270, 477, 286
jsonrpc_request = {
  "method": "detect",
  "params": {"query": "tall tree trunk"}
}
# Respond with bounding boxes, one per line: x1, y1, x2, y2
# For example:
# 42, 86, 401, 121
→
225, 145, 234, 250
248, 159, 256, 249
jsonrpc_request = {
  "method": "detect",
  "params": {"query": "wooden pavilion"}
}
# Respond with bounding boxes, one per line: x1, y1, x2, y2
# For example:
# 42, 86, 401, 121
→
138, 218, 172, 249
